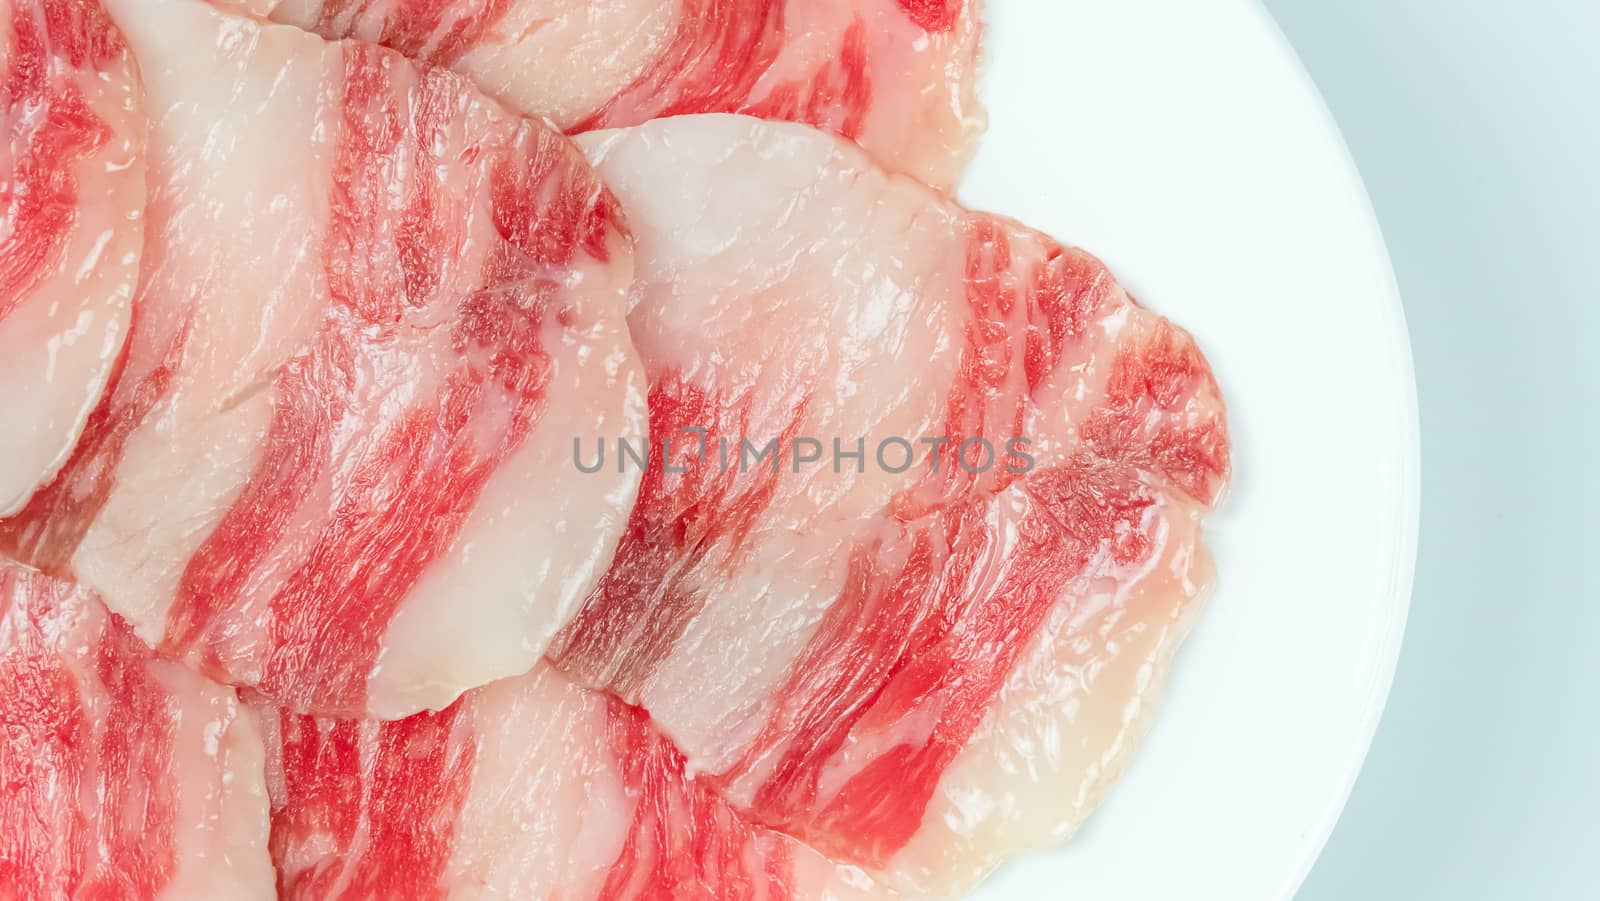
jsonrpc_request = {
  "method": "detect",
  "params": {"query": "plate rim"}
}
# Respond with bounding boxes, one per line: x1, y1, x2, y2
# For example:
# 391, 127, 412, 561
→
1241, 1, 1422, 895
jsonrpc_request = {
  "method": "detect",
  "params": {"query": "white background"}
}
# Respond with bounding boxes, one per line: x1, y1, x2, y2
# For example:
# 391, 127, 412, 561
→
1261, 2, 1600, 898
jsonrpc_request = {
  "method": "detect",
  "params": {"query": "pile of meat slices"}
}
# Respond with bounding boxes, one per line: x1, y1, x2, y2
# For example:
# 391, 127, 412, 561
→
0, 0, 1230, 898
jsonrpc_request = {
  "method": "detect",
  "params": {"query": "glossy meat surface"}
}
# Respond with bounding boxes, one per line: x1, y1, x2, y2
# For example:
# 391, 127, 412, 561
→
257, 665, 885, 900
0, 0, 144, 515
0, 561, 274, 900
553, 115, 1231, 893
0, 0, 647, 719
224, 0, 984, 188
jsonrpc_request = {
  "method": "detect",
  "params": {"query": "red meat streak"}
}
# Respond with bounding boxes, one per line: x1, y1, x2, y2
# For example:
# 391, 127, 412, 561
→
5, 42, 624, 715
161, 46, 622, 715
311, 0, 516, 67
269, 704, 476, 900
732, 220, 1229, 861
896, 0, 963, 34
555, 378, 813, 696
572, 0, 786, 132
0, 3, 182, 573
0, 567, 179, 899
0, 0, 122, 322
269, 696, 799, 899
291, 0, 885, 143
741, 18, 871, 142
597, 699, 797, 900
558, 216, 1229, 864
571, 0, 874, 142
0, 293, 192, 570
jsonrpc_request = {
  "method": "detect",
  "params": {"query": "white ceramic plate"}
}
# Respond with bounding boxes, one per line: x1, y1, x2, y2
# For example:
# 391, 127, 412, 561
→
960, 2, 1419, 899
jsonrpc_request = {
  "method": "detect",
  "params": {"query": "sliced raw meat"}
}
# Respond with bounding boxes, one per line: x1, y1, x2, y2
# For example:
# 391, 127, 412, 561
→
0, 0, 144, 515
255, 665, 885, 900
0, 0, 646, 719
0, 560, 274, 899
552, 115, 1232, 893
219, 0, 985, 189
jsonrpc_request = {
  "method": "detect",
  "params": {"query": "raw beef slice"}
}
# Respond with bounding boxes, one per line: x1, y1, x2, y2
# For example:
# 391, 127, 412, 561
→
220, 0, 985, 189
0, 560, 274, 899
552, 115, 1232, 894
0, 0, 144, 516
255, 665, 884, 900
0, 0, 647, 719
